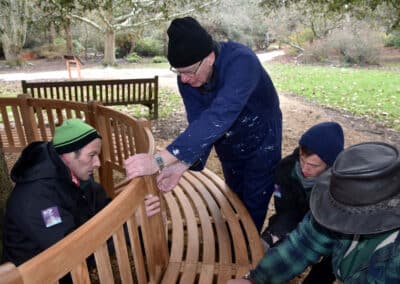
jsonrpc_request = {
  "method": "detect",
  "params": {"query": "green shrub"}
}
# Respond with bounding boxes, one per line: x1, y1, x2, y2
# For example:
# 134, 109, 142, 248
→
288, 28, 315, 47
384, 32, 400, 48
151, 56, 168, 63
134, 38, 163, 57
72, 40, 84, 54
115, 32, 133, 58
36, 37, 84, 59
125, 52, 142, 63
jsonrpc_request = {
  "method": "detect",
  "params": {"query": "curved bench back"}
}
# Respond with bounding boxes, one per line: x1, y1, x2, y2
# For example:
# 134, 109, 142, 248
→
0, 177, 168, 284
0, 95, 154, 197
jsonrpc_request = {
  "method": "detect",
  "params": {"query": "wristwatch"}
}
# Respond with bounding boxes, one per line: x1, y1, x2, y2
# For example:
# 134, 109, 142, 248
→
154, 153, 165, 171
242, 271, 255, 283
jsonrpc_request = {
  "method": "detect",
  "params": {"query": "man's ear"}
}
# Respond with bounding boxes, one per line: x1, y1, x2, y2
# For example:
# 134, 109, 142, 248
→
207, 51, 216, 66
60, 152, 74, 167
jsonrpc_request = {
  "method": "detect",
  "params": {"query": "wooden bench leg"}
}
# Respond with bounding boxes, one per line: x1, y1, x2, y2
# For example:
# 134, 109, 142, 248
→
66, 61, 72, 80
76, 63, 81, 80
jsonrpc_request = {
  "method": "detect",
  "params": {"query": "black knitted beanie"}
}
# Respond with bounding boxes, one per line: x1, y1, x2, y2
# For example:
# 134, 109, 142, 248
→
167, 17, 213, 68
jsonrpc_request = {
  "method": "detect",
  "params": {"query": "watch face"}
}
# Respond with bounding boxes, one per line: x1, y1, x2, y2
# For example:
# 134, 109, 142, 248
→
243, 272, 251, 279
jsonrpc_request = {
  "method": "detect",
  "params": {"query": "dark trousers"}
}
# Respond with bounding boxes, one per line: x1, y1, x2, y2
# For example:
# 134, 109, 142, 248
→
302, 256, 336, 284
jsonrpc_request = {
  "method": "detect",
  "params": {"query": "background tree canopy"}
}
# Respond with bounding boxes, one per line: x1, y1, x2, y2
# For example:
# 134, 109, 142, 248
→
0, 0, 399, 65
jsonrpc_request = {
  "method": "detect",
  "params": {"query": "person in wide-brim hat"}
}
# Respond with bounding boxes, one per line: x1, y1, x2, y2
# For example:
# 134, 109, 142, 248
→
228, 142, 400, 284
310, 141, 400, 235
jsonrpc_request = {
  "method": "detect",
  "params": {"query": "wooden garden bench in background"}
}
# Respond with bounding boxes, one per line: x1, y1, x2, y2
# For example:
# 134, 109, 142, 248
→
21, 76, 159, 119
0, 96, 263, 283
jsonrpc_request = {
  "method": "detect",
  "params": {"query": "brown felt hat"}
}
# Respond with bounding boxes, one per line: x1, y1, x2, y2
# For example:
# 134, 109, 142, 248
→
310, 142, 400, 235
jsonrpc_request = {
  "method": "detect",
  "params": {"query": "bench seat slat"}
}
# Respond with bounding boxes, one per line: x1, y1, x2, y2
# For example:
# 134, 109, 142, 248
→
183, 173, 233, 264
163, 193, 184, 262
202, 169, 264, 265
178, 179, 215, 264
198, 264, 215, 284
179, 263, 198, 284
161, 262, 181, 284
191, 171, 250, 264
174, 185, 200, 263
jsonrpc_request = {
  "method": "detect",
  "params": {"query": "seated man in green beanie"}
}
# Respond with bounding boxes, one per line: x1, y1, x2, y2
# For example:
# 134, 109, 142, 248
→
2, 118, 160, 266
228, 142, 400, 284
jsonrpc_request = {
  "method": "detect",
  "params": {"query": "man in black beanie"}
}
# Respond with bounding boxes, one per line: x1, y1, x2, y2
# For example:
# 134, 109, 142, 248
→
125, 16, 282, 232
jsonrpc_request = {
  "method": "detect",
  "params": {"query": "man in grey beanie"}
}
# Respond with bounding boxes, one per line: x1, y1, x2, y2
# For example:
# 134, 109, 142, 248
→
125, 16, 282, 232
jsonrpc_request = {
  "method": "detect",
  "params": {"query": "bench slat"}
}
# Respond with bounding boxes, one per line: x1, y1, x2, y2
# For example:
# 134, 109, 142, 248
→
183, 172, 233, 264
179, 263, 197, 284
179, 178, 215, 264
113, 226, 133, 284
164, 193, 184, 262
198, 264, 214, 284
71, 261, 91, 283
161, 262, 181, 284
126, 216, 147, 283
192, 171, 249, 264
202, 169, 264, 265
1, 106, 15, 147
174, 185, 200, 263
94, 244, 114, 284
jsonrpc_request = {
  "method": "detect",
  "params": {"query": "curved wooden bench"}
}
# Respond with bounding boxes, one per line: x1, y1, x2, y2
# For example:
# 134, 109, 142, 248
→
0, 95, 153, 197
0, 96, 263, 283
162, 169, 263, 283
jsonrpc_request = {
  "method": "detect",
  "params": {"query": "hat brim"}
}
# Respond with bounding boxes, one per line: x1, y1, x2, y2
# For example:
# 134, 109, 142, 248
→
310, 171, 400, 235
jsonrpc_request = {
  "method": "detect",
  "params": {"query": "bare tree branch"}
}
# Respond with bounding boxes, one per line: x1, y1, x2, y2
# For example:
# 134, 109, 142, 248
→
71, 14, 103, 31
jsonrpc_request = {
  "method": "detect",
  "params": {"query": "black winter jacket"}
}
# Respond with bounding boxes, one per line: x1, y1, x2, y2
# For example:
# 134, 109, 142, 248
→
2, 142, 110, 265
265, 148, 310, 240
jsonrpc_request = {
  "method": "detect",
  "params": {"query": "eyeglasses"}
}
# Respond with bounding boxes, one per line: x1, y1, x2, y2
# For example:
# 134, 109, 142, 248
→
170, 59, 203, 76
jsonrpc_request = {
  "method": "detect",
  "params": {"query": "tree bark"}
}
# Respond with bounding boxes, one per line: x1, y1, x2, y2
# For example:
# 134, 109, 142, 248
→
0, 0, 28, 63
103, 29, 116, 65
64, 23, 74, 55
0, 142, 13, 257
0, 143, 12, 205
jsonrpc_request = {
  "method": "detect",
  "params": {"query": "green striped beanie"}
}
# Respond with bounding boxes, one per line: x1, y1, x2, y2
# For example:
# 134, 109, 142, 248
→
53, 118, 101, 154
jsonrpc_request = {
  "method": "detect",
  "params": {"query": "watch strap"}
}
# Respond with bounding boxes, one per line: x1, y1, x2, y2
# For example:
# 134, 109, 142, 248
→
154, 153, 165, 171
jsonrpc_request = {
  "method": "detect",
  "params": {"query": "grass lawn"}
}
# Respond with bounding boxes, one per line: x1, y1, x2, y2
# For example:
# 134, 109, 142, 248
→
265, 63, 400, 131
1, 61, 399, 131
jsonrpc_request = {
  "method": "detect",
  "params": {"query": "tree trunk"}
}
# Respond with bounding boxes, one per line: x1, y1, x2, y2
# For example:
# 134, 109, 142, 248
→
1, 35, 20, 62
0, 143, 13, 257
0, 0, 28, 63
49, 23, 57, 44
103, 29, 116, 65
64, 23, 73, 55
